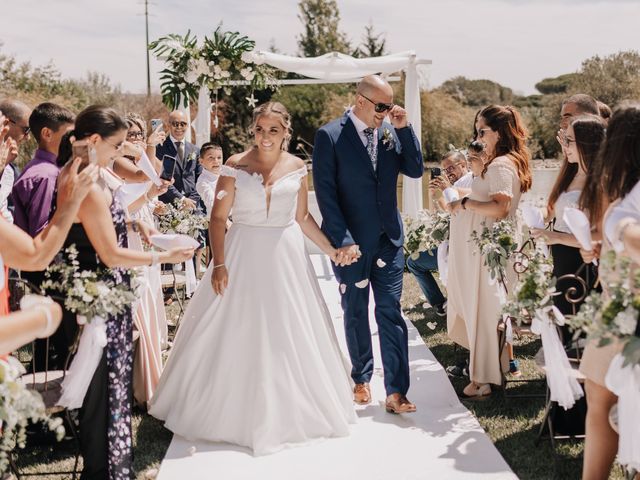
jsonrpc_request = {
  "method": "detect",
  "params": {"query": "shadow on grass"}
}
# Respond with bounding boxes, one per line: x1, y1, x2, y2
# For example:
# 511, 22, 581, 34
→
133, 412, 173, 476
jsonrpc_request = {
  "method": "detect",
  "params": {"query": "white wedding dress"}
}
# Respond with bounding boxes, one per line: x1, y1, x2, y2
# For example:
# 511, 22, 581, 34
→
149, 165, 356, 455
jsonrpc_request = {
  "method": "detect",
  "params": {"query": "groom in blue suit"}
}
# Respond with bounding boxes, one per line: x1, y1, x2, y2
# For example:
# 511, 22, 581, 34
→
313, 75, 423, 414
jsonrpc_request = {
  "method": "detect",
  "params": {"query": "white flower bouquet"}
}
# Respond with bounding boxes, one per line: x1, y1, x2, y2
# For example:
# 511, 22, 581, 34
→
156, 200, 208, 239
0, 356, 65, 473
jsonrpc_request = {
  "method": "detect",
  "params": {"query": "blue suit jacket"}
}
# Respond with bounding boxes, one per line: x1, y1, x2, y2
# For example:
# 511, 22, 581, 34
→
156, 137, 202, 206
312, 113, 424, 252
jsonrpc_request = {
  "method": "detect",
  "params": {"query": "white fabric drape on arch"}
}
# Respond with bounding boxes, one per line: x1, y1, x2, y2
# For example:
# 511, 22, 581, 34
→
246, 50, 426, 216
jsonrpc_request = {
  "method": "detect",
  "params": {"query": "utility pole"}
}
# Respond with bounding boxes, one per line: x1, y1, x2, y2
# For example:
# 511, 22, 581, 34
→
145, 0, 151, 96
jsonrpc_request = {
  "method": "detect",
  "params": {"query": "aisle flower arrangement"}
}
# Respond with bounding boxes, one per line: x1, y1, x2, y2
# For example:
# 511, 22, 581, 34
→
402, 210, 450, 259
470, 219, 518, 284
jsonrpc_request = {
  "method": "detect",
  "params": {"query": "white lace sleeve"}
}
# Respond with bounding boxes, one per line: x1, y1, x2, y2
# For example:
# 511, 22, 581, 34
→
220, 165, 238, 179
487, 158, 517, 198
292, 165, 309, 181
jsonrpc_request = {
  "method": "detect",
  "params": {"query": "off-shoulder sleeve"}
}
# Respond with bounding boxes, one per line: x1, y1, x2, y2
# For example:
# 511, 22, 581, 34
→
220, 165, 238, 178
487, 158, 517, 198
292, 165, 309, 180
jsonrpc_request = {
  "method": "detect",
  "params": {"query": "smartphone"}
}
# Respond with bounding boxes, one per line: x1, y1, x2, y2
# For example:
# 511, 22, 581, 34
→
72, 140, 96, 171
429, 167, 442, 178
151, 118, 163, 132
160, 154, 177, 181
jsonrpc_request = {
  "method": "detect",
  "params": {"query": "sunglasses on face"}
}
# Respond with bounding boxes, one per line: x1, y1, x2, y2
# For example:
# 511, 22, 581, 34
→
359, 94, 394, 113
171, 121, 188, 128
8, 118, 30, 136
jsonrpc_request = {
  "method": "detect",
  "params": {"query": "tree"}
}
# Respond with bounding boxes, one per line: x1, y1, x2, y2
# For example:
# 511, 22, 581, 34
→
570, 50, 640, 107
354, 21, 387, 58
534, 73, 578, 95
438, 76, 513, 107
297, 0, 351, 57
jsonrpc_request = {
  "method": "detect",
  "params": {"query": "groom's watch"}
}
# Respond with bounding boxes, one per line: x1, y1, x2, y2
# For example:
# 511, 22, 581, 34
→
461, 197, 469, 210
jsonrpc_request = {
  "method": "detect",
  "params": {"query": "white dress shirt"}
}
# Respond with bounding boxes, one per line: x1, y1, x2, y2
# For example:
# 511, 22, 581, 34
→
348, 109, 378, 147
0, 166, 15, 223
196, 168, 219, 218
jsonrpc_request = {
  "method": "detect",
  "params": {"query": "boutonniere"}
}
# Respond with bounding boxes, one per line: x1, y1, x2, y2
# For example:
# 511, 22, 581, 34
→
381, 128, 395, 151
186, 152, 197, 162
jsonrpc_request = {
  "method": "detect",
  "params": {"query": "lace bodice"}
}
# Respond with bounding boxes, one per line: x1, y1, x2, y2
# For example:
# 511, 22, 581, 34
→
220, 165, 308, 227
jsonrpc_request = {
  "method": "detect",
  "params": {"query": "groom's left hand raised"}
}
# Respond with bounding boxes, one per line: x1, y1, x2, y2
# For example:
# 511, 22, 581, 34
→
388, 105, 408, 129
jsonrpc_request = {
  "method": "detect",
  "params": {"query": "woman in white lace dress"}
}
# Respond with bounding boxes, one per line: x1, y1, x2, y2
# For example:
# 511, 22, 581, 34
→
446, 105, 532, 398
150, 102, 356, 455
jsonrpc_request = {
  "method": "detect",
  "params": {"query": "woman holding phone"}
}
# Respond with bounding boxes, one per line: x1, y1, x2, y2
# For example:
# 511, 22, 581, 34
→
56, 105, 193, 480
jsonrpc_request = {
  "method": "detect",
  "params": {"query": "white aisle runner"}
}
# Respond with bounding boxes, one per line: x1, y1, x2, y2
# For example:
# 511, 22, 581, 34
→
156, 254, 517, 480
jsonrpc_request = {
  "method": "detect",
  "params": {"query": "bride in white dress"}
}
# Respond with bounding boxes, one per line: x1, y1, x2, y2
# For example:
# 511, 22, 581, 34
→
149, 102, 357, 455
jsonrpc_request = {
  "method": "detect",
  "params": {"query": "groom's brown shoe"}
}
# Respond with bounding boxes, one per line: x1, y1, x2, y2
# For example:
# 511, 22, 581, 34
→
353, 383, 371, 405
385, 393, 417, 414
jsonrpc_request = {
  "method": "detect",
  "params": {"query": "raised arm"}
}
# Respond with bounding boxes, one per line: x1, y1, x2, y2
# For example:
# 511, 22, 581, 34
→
394, 126, 424, 179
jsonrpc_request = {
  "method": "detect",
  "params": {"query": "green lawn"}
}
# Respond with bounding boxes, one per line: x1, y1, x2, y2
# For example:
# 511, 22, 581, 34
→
13, 274, 627, 480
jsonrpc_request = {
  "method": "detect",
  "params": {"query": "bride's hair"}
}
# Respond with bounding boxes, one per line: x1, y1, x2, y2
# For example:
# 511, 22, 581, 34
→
249, 102, 292, 151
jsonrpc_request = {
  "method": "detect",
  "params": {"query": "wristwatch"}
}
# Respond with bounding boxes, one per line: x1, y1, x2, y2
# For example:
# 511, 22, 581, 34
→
461, 197, 469, 210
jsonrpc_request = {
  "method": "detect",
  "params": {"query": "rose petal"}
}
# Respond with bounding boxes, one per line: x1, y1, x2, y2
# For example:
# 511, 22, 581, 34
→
216, 190, 228, 200
422, 303, 430, 309
427, 322, 437, 330
339, 284, 347, 294
376, 258, 387, 268
355, 279, 369, 289
188, 446, 197, 456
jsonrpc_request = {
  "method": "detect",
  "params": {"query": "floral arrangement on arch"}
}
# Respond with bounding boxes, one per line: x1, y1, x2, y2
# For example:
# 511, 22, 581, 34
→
402, 210, 450, 259
571, 250, 640, 366
149, 28, 278, 110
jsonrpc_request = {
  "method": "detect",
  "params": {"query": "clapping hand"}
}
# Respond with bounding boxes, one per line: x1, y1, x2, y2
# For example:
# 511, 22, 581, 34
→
388, 105, 408, 129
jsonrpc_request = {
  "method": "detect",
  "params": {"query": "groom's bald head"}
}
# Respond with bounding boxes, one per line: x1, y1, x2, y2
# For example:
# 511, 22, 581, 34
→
356, 75, 393, 100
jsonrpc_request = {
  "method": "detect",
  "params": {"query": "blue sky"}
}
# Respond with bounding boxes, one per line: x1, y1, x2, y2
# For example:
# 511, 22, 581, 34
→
3, 0, 639, 95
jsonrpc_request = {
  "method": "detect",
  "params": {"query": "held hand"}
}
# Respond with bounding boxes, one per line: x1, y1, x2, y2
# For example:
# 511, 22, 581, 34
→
147, 182, 169, 199
211, 266, 229, 296
164, 247, 195, 264
181, 197, 197, 211
137, 220, 159, 245
56, 157, 100, 208
580, 241, 601, 264
334, 245, 361, 267
388, 105, 408, 129
147, 126, 166, 147
153, 201, 168, 216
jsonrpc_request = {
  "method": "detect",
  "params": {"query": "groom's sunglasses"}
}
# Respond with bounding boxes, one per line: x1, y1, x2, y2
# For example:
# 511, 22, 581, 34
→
359, 94, 394, 113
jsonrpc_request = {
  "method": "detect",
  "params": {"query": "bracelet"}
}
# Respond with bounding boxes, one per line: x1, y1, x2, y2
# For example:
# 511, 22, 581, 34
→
213, 263, 225, 270
35, 306, 53, 339
151, 251, 160, 266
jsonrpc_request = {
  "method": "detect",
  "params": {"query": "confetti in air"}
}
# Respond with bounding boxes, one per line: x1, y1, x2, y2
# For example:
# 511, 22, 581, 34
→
355, 279, 369, 289
376, 258, 387, 268
339, 284, 347, 294
427, 322, 437, 330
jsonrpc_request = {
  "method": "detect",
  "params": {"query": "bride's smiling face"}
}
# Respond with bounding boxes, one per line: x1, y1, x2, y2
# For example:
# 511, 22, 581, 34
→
253, 113, 286, 152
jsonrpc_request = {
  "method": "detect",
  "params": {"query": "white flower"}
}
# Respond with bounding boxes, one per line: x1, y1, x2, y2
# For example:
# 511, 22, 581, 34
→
422, 302, 430, 309
241, 51, 254, 63
614, 306, 638, 335
212, 50, 220, 56
221, 70, 231, 78
178, 82, 187, 90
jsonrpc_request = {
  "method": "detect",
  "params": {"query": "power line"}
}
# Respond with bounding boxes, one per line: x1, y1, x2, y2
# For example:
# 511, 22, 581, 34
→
145, 0, 151, 96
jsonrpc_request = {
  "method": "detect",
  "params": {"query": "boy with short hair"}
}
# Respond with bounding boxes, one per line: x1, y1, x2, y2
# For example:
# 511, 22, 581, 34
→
195, 142, 223, 218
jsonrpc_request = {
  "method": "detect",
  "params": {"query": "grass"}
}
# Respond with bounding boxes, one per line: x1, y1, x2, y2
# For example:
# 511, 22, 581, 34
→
12, 274, 627, 480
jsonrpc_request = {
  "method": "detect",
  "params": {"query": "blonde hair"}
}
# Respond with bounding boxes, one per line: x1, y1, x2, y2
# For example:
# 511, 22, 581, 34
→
250, 102, 292, 151
124, 112, 147, 139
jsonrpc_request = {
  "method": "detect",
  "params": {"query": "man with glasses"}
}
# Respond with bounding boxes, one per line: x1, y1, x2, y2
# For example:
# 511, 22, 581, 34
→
313, 75, 423, 414
0, 98, 32, 223
156, 110, 201, 211
406, 151, 471, 319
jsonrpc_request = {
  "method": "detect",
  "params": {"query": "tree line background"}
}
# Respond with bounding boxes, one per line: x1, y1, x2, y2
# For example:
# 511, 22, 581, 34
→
2, 0, 640, 168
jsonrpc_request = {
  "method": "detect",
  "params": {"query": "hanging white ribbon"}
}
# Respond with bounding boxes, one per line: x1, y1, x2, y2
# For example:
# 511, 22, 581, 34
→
505, 316, 514, 345
605, 353, 640, 472
531, 306, 584, 410
194, 85, 211, 147
184, 260, 198, 297
437, 241, 449, 286
57, 315, 107, 410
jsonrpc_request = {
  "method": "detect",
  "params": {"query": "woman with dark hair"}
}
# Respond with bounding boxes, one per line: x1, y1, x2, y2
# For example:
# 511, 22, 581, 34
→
446, 105, 532, 398
531, 115, 605, 333
56, 105, 194, 479
578, 103, 640, 480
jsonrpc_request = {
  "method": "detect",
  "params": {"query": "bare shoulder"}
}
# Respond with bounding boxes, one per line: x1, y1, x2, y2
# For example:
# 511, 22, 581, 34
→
283, 152, 305, 170
225, 150, 253, 168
